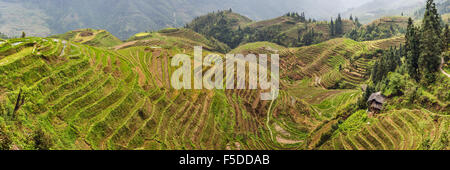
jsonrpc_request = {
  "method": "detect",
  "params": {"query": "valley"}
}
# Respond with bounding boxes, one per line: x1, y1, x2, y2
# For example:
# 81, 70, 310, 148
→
0, 0, 449, 150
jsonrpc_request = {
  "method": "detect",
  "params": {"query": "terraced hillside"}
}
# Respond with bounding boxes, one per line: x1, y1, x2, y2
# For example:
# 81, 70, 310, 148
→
49, 29, 123, 47
279, 36, 405, 89
347, 16, 409, 41
0, 33, 447, 150
320, 110, 449, 150
0, 37, 323, 150
120, 28, 230, 53
230, 41, 287, 54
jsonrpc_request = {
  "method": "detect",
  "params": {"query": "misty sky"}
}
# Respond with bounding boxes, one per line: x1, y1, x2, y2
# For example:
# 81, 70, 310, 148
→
216, 0, 375, 20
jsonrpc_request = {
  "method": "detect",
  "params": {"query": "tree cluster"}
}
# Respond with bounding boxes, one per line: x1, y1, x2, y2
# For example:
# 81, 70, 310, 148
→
330, 14, 344, 36
286, 12, 307, 22
347, 21, 406, 41
371, 46, 404, 84
187, 10, 243, 48
405, 0, 446, 84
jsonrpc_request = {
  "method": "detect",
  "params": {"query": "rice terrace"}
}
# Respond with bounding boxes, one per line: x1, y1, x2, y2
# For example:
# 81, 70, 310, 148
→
0, 0, 448, 152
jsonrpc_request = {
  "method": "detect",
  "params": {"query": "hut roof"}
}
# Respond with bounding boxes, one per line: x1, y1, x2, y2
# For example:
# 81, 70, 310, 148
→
367, 92, 386, 104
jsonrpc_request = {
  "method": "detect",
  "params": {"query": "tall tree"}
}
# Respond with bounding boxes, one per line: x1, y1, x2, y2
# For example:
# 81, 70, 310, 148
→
330, 18, 335, 36
335, 14, 343, 35
419, 0, 442, 84
371, 47, 402, 84
405, 18, 421, 81
355, 17, 362, 28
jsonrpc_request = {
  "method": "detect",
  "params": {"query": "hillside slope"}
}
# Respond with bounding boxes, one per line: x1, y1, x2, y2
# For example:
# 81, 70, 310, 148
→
117, 28, 230, 53
0, 33, 448, 150
187, 11, 358, 48
346, 16, 409, 41
49, 29, 123, 47
0, 37, 318, 150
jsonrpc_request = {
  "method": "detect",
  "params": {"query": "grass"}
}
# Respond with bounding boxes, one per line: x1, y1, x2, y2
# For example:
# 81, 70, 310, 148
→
134, 32, 151, 37
321, 109, 449, 150
49, 29, 123, 47
0, 37, 283, 150
0, 34, 446, 150
230, 41, 286, 54
123, 28, 230, 53
313, 90, 360, 118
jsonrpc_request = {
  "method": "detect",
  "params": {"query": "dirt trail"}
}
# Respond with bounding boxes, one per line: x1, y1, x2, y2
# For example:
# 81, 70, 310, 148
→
440, 57, 450, 78
274, 124, 303, 144
276, 136, 304, 144
113, 41, 137, 50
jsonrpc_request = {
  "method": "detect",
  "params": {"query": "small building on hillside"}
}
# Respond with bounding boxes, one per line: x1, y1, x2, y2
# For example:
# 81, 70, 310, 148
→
367, 92, 386, 114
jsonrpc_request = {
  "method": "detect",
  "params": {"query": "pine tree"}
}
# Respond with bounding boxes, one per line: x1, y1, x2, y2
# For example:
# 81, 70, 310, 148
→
406, 18, 421, 81
300, 12, 306, 22
355, 17, 362, 28
21, 32, 26, 38
335, 14, 343, 35
330, 19, 335, 36
350, 14, 353, 21
419, 0, 442, 84
371, 47, 403, 84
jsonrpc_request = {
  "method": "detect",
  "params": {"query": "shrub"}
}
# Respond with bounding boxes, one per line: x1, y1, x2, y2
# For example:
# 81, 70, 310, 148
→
33, 128, 53, 150
338, 110, 371, 134
0, 129, 11, 150
381, 72, 407, 97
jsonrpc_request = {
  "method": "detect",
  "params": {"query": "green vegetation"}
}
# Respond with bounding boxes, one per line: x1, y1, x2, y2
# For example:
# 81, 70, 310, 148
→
337, 110, 372, 134
319, 0, 449, 151
187, 10, 252, 49
346, 16, 408, 41
49, 29, 123, 47
187, 10, 358, 48
0, 0, 448, 151
122, 28, 230, 53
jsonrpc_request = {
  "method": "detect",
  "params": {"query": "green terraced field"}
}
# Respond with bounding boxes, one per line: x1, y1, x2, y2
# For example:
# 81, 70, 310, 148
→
0, 37, 323, 150
0, 32, 447, 150
280, 37, 404, 89
320, 110, 450, 150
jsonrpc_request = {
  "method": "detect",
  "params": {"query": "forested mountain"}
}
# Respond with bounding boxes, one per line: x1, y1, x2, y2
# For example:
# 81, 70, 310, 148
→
187, 10, 359, 48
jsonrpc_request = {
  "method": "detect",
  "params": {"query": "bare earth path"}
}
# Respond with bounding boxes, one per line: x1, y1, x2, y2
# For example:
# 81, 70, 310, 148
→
440, 56, 450, 78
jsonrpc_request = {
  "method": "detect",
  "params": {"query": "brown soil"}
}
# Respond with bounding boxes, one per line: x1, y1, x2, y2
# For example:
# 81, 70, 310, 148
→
113, 41, 137, 50
276, 136, 303, 145
135, 66, 146, 87
80, 31, 94, 37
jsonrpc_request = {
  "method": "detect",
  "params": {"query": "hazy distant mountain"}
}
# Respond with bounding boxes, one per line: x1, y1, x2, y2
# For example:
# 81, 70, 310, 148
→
0, 0, 374, 39
342, 0, 427, 24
